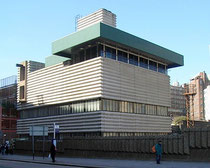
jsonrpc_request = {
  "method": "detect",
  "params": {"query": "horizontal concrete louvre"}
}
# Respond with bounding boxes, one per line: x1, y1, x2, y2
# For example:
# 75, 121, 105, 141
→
18, 94, 101, 109
18, 111, 101, 122
27, 66, 101, 88
27, 76, 101, 94
27, 80, 101, 97
27, 84, 101, 101
27, 72, 101, 94
18, 58, 103, 109
17, 111, 171, 134
28, 58, 102, 79
100, 111, 171, 133
17, 112, 103, 134
101, 58, 170, 107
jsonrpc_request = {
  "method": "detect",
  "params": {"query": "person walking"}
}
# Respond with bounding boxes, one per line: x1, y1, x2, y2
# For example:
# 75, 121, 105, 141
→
1, 144, 5, 155
5, 144, 9, 155
50, 141, 56, 162
155, 140, 162, 164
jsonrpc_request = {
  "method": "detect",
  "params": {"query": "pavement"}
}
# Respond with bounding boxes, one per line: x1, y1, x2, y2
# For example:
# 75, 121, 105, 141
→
0, 154, 210, 168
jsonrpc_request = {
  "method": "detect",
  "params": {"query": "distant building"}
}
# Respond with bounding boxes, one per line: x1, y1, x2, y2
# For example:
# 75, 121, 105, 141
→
185, 72, 209, 121
168, 82, 186, 117
16, 9, 183, 138
204, 85, 210, 121
0, 76, 18, 142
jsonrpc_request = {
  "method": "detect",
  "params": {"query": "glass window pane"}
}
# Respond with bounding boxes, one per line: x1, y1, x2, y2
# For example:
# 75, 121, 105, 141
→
118, 50, 128, 63
158, 63, 166, 74
139, 57, 148, 69
105, 46, 116, 60
98, 44, 104, 57
79, 50, 85, 62
149, 60, 157, 71
86, 46, 97, 60
129, 54, 138, 66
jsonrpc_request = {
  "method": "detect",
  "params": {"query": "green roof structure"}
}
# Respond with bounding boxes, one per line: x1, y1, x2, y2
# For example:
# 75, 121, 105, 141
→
52, 22, 183, 68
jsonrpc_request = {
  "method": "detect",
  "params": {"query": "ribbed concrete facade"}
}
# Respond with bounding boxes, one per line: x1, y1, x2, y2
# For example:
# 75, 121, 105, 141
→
101, 57, 170, 107
17, 57, 170, 110
17, 57, 171, 135
17, 111, 171, 135
77, 9, 116, 31
17, 58, 103, 109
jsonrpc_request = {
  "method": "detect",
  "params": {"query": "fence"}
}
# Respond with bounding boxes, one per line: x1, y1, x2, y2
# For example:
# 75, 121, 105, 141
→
15, 127, 210, 160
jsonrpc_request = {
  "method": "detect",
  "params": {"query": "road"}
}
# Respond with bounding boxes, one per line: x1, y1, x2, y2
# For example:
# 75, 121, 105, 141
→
0, 160, 84, 168
1, 154, 210, 168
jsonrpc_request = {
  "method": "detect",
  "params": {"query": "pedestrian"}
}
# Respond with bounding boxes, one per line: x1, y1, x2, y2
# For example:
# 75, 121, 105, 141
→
5, 144, 9, 155
1, 144, 5, 155
155, 140, 162, 164
50, 141, 56, 162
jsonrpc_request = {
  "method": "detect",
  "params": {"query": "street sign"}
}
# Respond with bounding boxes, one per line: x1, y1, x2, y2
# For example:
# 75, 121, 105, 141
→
55, 125, 59, 133
29, 125, 48, 160
29, 126, 48, 136
54, 125, 59, 129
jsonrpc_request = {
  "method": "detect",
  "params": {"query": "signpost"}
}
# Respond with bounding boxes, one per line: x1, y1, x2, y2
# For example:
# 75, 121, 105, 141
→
29, 126, 48, 160
53, 123, 59, 148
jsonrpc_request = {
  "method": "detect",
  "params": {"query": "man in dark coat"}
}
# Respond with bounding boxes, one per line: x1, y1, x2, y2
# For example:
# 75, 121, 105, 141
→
50, 142, 56, 162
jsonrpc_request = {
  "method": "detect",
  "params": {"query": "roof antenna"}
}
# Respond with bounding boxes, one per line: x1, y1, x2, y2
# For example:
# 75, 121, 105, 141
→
75, 14, 82, 31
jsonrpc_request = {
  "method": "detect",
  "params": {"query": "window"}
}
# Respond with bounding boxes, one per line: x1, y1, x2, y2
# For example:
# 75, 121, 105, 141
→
19, 86, 25, 99
79, 50, 85, 62
158, 63, 166, 74
128, 102, 133, 113
139, 57, 148, 69
20, 99, 169, 119
146, 105, 157, 115
149, 60, 157, 71
20, 66, 25, 81
86, 46, 97, 60
118, 50, 128, 63
105, 46, 116, 60
129, 54, 138, 66
98, 44, 104, 57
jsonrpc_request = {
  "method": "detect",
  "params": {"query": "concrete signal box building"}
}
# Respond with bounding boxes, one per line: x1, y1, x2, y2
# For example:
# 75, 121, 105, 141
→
17, 9, 183, 138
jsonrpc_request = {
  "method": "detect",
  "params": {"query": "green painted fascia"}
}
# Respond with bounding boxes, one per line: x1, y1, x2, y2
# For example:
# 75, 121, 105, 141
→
51, 22, 183, 68
45, 55, 70, 67
99, 23, 184, 67
52, 23, 101, 54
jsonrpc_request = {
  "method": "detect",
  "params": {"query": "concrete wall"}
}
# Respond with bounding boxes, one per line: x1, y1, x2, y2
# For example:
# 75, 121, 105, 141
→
18, 57, 170, 110
101, 57, 170, 107
17, 57, 103, 110
15, 127, 210, 161
17, 57, 171, 134
17, 111, 171, 135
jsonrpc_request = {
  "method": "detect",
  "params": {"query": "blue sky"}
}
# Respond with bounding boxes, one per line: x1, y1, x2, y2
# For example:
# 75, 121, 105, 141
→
0, 0, 210, 85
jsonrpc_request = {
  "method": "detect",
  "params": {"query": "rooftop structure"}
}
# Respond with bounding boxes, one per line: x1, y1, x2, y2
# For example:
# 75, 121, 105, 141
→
77, 8, 116, 31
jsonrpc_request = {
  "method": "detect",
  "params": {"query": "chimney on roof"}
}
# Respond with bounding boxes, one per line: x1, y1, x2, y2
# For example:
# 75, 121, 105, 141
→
76, 9, 116, 31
